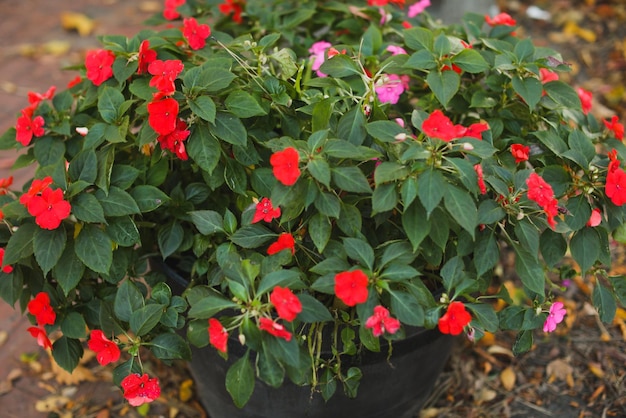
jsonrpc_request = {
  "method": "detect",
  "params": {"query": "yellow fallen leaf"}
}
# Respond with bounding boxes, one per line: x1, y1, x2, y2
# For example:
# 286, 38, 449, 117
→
179, 378, 194, 402
35, 395, 71, 412
588, 362, 605, 379
0, 330, 7, 347
43, 40, 71, 56
474, 387, 497, 404
563, 21, 597, 43
500, 366, 516, 391
50, 359, 96, 385
60, 12, 95, 37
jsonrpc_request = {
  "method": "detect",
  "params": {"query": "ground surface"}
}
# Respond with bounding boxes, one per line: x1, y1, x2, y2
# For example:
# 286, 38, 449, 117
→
0, 0, 625, 417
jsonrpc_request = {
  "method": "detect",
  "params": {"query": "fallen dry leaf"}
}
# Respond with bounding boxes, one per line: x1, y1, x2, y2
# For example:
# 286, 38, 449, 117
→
0, 331, 7, 347
500, 366, 516, 391
546, 358, 574, 387
179, 378, 194, 402
587, 362, 605, 379
60, 12, 95, 36
35, 395, 71, 412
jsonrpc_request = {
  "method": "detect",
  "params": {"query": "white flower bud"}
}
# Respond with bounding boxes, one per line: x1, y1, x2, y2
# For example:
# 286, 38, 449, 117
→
462, 142, 474, 151
76, 126, 89, 136
238, 333, 246, 345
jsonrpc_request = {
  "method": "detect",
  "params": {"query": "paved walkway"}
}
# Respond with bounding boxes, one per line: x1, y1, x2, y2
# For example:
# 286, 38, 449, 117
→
0, 1, 155, 416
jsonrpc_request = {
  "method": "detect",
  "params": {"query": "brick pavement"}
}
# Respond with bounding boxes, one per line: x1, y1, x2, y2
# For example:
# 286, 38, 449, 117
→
0, 1, 156, 416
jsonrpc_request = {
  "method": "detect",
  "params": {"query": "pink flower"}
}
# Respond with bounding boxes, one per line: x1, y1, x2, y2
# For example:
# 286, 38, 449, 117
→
587, 208, 602, 227
408, 0, 431, 18
375, 74, 409, 104
309, 41, 332, 77
543, 301, 566, 333
365, 305, 401, 337
386, 45, 407, 55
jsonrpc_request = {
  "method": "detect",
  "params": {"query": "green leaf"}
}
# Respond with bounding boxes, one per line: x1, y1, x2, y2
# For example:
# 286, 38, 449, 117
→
366, 121, 407, 143
592, 282, 616, 323
570, 227, 600, 274
307, 158, 331, 188
226, 352, 255, 408
131, 185, 170, 213
188, 293, 239, 318
203, 68, 237, 92
230, 224, 275, 248
444, 185, 477, 238
114, 279, 144, 322
513, 244, 545, 296
477, 199, 505, 225
258, 341, 285, 388
337, 107, 367, 146
533, 130, 568, 156
466, 303, 499, 332
309, 213, 331, 253
389, 289, 424, 326
512, 330, 533, 356
256, 269, 304, 296
474, 232, 499, 276
539, 229, 568, 268
188, 124, 221, 175
68, 149, 98, 184
404, 50, 437, 70
158, 222, 184, 259
72, 193, 106, 223
130, 304, 165, 336
418, 168, 446, 217
52, 336, 83, 373
150, 333, 192, 360
60, 312, 88, 339
342, 237, 374, 271
297, 293, 333, 322
513, 38, 535, 62
53, 241, 86, 295
211, 112, 247, 146
372, 183, 398, 214
225, 90, 267, 118
190, 210, 225, 235
544, 81, 582, 110
318, 54, 361, 77
514, 219, 540, 257
95, 186, 140, 216
34, 227, 67, 276
426, 70, 460, 107
404, 27, 434, 50
75, 224, 113, 274
331, 167, 371, 194
512, 76, 542, 109
98, 86, 124, 123
106, 216, 140, 247
314, 192, 341, 218
374, 162, 409, 185
402, 200, 430, 251
451, 48, 489, 73
609, 276, 626, 306
188, 96, 217, 124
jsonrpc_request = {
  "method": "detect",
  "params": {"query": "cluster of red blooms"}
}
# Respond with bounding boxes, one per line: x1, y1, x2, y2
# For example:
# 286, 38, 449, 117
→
26, 292, 56, 350
605, 150, 626, 206
19, 176, 71, 230
421, 110, 489, 142
15, 86, 55, 146
163, 0, 245, 24
526, 172, 559, 228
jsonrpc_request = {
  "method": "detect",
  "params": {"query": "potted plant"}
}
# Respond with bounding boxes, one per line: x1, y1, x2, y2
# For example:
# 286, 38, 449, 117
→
1, 0, 625, 416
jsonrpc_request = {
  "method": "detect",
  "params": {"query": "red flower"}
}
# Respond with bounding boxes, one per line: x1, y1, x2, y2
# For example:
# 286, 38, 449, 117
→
148, 59, 184, 96
27, 292, 56, 327
85, 49, 115, 86
473, 164, 487, 195
88, 330, 121, 366
526, 172, 559, 228
365, 305, 401, 337
267, 233, 296, 255
510, 144, 530, 163
19, 176, 53, 207
157, 118, 190, 160
121, 373, 161, 406
270, 147, 301, 186
539, 68, 559, 84
208, 318, 228, 353
67, 76, 83, 89
438, 301, 471, 335
604, 116, 624, 141
605, 151, 626, 206
485, 12, 516, 27
464, 122, 489, 140
137, 40, 157, 75
258, 317, 292, 341
163, 0, 185, 20
27, 326, 52, 349
27, 86, 56, 109
26, 187, 71, 230
182, 18, 211, 50
147, 98, 179, 135
421, 110, 466, 142
577, 87, 593, 115
368, 0, 405, 5
218, 0, 245, 24
0, 176, 13, 195
252, 197, 281, 223
587, 208, 602, 227
270, 286, 302, 322
334, 270, 369, 307
0, 248, 13, 274
15, 109, 45, 146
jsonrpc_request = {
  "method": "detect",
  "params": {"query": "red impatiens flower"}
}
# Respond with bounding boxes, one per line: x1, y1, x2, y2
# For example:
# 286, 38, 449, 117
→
163, 0, 185, 20
485, 12, 516, 27
147, 98, 179, 135
19, 176, 53, 207
27, 86, 56, 109
587, 208, 602, 227
577, 87, 593, 115
473, 164, 487, 195
85, 49, 116, 86
421, 110, 466, 142
270, 147, 301, 186
270, 286, 302, 322
121, 373, 161, 406
15, 109, 45, 146
605, 150, 626, 206
365, 305, 401, 337
26, 187, 72, 230
157, 118, 190, 160
182, 17, 211, 50
148, 59, 184, 96
0, 176, 12, 195
137, 40, 157, 75
438, 301, 471, 335
0, 248, 13, 274
539, 68, 559, 84
67, 76, 83, 89
27, 292, 56, 327
334, 269, 369, 307
218, 0, 245, 24
27, 326, 52, 349
510, 143, 530, 163
267, 233, 296, 255
604, 115, 625, 141
464, 122, 489, 140
526, 172, 559, 228
88, 330, 121, 366
208, 318, 228, 353
368, 0, 405, 5
252, 197, 281, 223
258, 317, 292, 341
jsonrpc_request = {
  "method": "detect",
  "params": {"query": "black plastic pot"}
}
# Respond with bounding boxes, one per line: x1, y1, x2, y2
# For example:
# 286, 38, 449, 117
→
158, 260, 454, 418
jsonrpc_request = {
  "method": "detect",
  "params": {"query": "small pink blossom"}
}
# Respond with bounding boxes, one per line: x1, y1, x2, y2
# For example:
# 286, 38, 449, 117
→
586, 208, 602, 227
375, 74, 409, 104
309, 41, 332, 77
408, 0, 431, 18
543, 301, 566, 333
386, 45, 407, 55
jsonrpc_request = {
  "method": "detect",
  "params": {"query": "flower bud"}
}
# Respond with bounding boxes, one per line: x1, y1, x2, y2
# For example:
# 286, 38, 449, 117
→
238, 333, 246, 345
